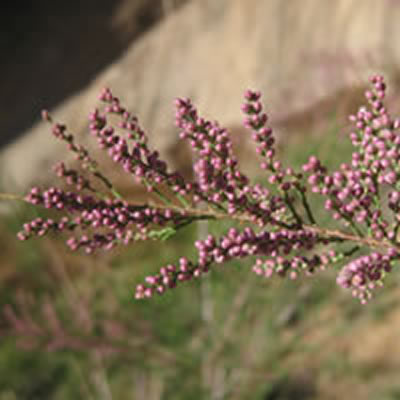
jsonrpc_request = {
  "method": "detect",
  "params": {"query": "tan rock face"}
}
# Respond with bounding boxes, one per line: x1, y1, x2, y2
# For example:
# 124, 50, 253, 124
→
2, 0, 400, 192
0, 0, 187, 148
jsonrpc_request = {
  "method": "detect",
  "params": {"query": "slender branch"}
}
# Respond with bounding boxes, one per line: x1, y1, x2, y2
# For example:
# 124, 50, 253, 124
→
3, 189, 397, 252
0, 193, 26, 202
298, 189, 316, 225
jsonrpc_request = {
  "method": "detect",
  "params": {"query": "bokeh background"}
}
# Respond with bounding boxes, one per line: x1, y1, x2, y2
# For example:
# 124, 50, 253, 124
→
2, 1, 400, 399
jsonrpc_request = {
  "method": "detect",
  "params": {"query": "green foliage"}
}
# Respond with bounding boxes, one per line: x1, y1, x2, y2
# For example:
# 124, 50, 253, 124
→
1, 122, 399, 399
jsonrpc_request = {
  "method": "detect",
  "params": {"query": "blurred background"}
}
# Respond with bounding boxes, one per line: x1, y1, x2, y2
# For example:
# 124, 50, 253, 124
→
2, 0, 400, 399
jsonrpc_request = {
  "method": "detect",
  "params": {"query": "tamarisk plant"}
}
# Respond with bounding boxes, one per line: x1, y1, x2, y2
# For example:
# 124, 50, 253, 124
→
9, 75, 400, 304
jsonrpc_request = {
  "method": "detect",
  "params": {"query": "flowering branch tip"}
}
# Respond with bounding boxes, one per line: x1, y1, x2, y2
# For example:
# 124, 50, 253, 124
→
11, 74, 400, 304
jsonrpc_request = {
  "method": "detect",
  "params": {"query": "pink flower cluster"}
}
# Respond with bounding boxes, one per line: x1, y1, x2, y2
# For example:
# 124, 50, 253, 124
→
336, 250, 396, 304
17, 75, 400, 304
136, 227, 328, 299
18, 186, 190, 253
303, 76, 400, 239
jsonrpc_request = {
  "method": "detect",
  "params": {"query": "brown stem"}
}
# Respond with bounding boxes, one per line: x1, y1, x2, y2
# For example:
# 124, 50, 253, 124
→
0, 193, 25, 202
2, 191, 398, 251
